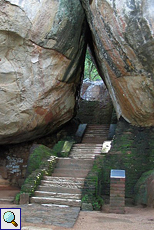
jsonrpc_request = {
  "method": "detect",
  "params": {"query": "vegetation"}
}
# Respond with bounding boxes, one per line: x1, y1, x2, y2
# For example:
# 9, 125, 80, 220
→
52, 140, 74, 157
81, 156, 104, 210
101, 124, 154, 199
15, 155, 57, 204
15, 140, 74, 204
84, 49, 101, 81
26, 145, 55, 177
134, 170, 154, 206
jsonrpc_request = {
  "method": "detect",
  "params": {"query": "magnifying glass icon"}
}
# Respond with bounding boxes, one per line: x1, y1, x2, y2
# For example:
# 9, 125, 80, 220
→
3, 211, 18, 227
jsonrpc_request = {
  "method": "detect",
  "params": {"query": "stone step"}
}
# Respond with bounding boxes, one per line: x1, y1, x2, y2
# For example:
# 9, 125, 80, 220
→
0, 178, 10, 186
56, 159, 93, 169
81, 139, 107, 144
83, 127, 109, 130
70, 153, 99, 159
37, 185, 81, 194
34, 191, 81, 199
30, 197, 81, 207
84, 125, 108, 127
81, 125, 109, 144
70, 144, 102, 151
43, 176, 85, 183
82, 133, 108, 136
0, 186, 20, 204
72, 145, 102, 148
52, 169, 89, 178
41, 180, 84, 189
83, 132, 109, 135
83, 132, 108, 136
71, 145, 102, 149
83, 131, 108, 134
29, 124, 109, 208
0, 197, 14, 204
56, 164, 92, 169
70, 149, 101, 154
71, 148, 102, 152
73, 143, 102, 147
70, 152, 100, 156
73, 143, 103, 146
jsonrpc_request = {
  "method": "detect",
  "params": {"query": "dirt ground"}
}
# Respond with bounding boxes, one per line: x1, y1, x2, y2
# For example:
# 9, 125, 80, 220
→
1, 203, 154, 230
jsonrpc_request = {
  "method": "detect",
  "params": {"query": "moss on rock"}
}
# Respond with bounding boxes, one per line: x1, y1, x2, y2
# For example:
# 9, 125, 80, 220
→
81, 156, 104, 210
26, 144, 56, 177
101, 119, 154, 199
134, 170, 154, 206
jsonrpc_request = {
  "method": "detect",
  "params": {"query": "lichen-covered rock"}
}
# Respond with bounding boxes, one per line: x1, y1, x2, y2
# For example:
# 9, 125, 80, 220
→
81, 0, 154, 126
0, 0, 87, 143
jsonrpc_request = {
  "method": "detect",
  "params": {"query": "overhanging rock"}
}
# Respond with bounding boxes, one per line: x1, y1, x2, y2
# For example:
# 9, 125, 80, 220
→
80, 0, 154, 127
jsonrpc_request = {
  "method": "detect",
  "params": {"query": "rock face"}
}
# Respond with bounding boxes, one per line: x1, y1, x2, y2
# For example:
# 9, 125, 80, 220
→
135, 170, 154, 207
81, 80, 110, 102
0, 0, 87, 143
1, 0, 154, 144
81, 0, 154, 127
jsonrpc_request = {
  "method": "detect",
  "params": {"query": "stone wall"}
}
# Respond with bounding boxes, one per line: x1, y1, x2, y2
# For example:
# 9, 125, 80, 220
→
76, 80, 113, 124
76, 100, 113, 124
0, 144, 29, 187
0, 120, 78, 187
102, 118, 154, 199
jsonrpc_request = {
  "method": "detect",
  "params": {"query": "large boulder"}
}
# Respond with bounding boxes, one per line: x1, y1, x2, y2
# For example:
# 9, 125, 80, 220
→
134, 170, 154, 207
81, 80, 110, 102
0, 0, 87, 143
81, 0, 154, 127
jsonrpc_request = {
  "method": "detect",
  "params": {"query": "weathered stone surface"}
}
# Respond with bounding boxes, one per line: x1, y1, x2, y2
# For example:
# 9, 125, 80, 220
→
81, 0, 154, 127
134, 170, 154, 207
76, 80, 113, 124
81, 202, 93, 211
20, 193, 29, 205
19, 203, 80, 228
81, 80, 111, 102
101, 119, 154, 198
1, 0, 154, 144
0, 0, 87, 144
0, 166, 8, 179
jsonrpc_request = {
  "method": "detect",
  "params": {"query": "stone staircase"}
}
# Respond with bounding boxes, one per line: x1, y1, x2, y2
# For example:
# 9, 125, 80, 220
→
0, 173, 19, 204
70, 144, 103, 159
30, 124, 110, 207
82, 124, 110, 144
0, 185, 20, 204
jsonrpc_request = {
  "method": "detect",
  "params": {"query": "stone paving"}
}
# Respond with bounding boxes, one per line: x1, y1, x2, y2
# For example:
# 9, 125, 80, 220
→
0, 203, 80, 228
22, 227, 52, 230
18, 204, 80, 228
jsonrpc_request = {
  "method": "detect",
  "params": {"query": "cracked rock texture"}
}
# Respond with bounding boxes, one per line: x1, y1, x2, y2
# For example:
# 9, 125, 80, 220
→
0, 0, 154, 144
81, 0, 154, 126
0, 0, 87, 143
